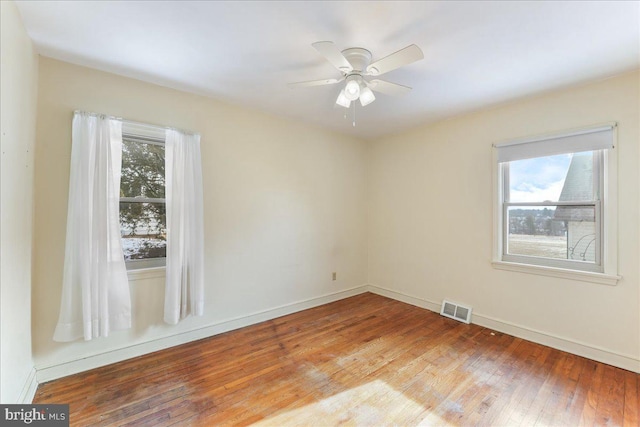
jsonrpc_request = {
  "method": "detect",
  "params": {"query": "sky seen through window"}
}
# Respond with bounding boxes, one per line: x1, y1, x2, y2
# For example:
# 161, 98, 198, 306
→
508, 153, 572, 204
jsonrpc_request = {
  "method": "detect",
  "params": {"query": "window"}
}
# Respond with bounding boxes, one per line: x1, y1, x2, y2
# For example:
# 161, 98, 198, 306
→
494, 125, 618, 280
120, 123, 166, 269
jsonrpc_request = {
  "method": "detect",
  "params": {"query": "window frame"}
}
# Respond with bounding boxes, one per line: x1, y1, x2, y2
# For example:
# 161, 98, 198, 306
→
120, 123, 167, 271
492, 123, 620, 285
500, 151, 603, 272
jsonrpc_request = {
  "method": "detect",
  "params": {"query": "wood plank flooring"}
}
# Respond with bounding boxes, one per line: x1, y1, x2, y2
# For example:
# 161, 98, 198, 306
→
34, 292, 639, 426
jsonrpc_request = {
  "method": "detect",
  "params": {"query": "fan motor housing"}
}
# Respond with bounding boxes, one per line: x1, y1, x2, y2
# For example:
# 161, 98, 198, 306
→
341, 48, 372, 72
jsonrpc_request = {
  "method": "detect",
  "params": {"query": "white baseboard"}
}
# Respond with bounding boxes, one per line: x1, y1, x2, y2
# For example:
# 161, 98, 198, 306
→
471, 312, 640, 373
36, 286, 369, 383
365, 284, 441, 312
18, 367, 38, 404
366, 284, 640, 373
35, 283, 640, 383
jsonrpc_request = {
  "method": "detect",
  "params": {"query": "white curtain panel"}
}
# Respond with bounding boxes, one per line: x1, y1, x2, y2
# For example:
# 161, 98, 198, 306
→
53, 112, 131, 342
164, 129, 205, 325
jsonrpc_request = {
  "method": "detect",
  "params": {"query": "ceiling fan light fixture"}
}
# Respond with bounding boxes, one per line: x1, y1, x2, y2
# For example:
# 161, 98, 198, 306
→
289, 41, 422, 114
344, 75, 361, 101
359, 86, 375, 106
335, 89, 351, 108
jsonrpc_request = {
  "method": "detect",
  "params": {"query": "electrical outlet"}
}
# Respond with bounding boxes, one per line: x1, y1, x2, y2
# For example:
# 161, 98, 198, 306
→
332, 272, 337, 281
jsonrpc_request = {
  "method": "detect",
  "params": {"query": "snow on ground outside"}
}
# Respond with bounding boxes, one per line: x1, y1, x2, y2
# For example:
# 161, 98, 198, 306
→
121, 237, 166, 260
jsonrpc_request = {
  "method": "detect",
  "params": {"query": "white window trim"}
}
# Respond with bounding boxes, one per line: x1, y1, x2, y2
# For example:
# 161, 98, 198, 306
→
127, 266, 166, 281
491, 261, 620, 286
126, 258, 166, 270
492, 123, 621, 285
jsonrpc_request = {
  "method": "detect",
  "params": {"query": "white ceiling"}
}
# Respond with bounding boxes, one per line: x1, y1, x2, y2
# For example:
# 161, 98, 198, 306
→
15, 1, 640, 140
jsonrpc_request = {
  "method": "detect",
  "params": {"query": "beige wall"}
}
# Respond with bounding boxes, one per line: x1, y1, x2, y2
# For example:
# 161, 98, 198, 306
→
0, 1, 39, 403
33, 58, 368, 374
26, 43, 640, 379
368, 71, 640, 370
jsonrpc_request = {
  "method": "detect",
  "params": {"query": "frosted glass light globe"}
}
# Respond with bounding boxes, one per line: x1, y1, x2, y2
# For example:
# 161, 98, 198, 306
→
344, 78, 360, 101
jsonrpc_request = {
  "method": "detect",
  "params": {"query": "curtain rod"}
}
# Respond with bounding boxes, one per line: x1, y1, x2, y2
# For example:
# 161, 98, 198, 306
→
73, 110, 199, 137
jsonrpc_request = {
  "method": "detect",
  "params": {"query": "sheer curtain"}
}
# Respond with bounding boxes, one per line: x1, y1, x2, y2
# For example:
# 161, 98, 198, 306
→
164, 129, 205, 325
53, 112, 131, 342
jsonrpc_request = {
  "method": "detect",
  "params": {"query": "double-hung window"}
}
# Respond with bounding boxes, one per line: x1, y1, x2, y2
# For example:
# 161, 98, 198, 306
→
120, 122, 166, 269
493, 124, 618, 282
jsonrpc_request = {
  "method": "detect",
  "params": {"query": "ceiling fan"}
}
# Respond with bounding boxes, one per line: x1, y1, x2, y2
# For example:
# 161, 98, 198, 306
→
288, 41, 424, 109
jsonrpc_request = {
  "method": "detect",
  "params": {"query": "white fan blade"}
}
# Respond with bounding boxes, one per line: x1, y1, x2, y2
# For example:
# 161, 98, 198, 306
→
288, 78, 343, 88
368, 79, 412, 96
312, 41, 353, 73
366, 44, 424, 76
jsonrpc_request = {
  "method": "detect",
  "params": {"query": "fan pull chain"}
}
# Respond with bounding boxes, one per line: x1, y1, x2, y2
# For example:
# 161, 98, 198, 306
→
352, 102, 356, 127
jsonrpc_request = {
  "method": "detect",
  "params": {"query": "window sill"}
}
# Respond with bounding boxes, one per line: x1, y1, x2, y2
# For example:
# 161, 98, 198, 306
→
127, 267, 166, 281
492, 260, 621, 286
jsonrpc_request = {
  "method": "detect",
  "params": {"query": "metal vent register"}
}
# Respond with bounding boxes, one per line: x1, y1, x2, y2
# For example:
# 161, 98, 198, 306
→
440, 300, 472, 324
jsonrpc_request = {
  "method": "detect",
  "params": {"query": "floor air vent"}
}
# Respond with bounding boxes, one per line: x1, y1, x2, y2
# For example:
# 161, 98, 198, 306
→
440, 300, 472, 324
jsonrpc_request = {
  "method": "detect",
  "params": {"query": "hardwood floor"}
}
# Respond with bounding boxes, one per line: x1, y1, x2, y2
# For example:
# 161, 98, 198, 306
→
34, 293, 639, 426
